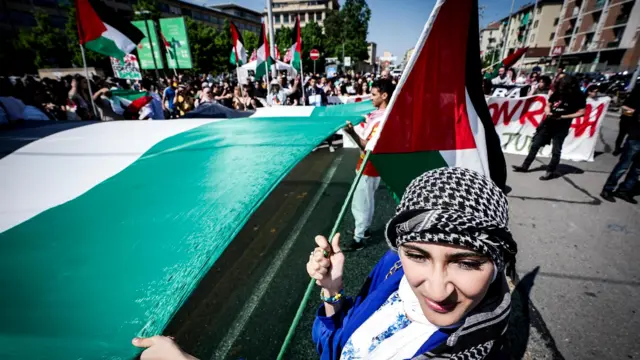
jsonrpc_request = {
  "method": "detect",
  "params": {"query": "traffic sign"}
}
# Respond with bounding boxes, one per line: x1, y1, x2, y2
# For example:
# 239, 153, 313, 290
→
310, 49, 320, 60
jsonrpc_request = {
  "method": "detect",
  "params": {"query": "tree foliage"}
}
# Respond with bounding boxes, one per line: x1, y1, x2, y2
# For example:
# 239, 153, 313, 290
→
243, 30, 259, 56
132, 0, 161, 20
15, 11, 70, 72
322, 0, 370, 64
275, 27, 293, 59
301, 22, 325, 73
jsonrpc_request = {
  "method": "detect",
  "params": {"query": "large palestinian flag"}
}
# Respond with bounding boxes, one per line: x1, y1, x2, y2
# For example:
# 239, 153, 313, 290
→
255, 22, 274, 80
367, 0, 507, 197
75, 0, 145, 59
289, 16, 302, 73
230, 21, 247, 66
0, 102, 374, 360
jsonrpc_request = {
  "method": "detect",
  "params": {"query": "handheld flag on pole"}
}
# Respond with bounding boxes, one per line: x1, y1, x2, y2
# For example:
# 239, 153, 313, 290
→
289, 16, 302, 73
484, 47, 529, 73
367, 0, 507, 197
75, 0, 144, 60
160, 32, 174, 60
255, 22, 274, 81
229, 21, 247, 66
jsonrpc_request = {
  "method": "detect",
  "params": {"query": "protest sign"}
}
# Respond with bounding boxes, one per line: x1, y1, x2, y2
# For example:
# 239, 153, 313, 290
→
487, 95, 610, 162
159, 18, 193, 69
132, 20, 164, 70
110, 54, 142, 80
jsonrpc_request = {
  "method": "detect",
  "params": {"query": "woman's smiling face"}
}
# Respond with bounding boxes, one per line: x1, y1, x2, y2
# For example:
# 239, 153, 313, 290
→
399, 242, 495, 327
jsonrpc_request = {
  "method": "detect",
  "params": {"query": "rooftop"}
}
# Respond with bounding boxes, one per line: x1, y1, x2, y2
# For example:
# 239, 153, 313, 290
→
209, 3, 262, 17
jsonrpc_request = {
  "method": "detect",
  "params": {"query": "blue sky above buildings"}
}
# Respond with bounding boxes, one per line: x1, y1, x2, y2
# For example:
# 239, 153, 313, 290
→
200, 0, 532, 60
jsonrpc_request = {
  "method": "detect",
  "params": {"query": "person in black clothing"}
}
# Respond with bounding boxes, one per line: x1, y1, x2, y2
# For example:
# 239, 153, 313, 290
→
601, 85, 640, 204
613, 86, 639, 156
513, 75, 587, 180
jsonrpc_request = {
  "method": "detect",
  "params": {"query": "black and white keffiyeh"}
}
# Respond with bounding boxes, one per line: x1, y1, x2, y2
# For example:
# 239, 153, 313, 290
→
383, 167, 518, 360
385, 167, 517, 272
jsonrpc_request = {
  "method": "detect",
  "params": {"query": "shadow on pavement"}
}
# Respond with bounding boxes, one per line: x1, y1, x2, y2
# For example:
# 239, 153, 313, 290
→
505, 267, 565, 360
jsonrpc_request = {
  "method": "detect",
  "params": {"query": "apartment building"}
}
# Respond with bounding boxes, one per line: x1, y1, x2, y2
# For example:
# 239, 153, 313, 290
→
263, 0, 340, 31
480, 21, 505, 60
501, 0, 564, 68
366, 42, 377, 66
549, 0, 640, 72
1, 0, 261, 35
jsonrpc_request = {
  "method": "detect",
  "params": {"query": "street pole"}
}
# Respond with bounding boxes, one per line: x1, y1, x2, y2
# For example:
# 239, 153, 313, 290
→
501, 0, 516, 60
313, 60, 316, 74
137, 11, 160, 80
266, 0, 277, 79
79, 44, 99, 119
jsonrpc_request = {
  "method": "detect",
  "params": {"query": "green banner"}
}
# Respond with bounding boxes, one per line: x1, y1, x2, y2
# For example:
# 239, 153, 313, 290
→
132, 20, 164, 70
159, 17, 193, 69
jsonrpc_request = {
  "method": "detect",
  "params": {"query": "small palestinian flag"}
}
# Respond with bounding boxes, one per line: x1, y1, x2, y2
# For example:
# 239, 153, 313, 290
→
255, 22, 274, 80
160, 33, 175, 60
289, 15, 302, 73
230, 22, 247, 66
75, 0, 144, 59
367, 0, 507, 197
487, 47, 528, 78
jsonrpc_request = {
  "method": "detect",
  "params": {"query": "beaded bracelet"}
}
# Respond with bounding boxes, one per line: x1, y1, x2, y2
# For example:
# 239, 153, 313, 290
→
320, 289, 344, 304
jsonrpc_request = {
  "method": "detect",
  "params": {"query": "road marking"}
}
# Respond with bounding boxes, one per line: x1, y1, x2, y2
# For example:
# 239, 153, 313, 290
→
211, 153, 344, 360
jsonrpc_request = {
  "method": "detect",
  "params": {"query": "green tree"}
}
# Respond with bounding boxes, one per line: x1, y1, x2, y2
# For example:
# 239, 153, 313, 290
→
243, 30, 259, 56
323, 10, 343, 58
185, 17, 216, 74
482, 48, 501, 68
301, 22, 325, 73
15, 11, 69, 72
340, 0, 371, 62
132, 0, 161, 20
212, 19, 232, 74
275, 27, 293, 59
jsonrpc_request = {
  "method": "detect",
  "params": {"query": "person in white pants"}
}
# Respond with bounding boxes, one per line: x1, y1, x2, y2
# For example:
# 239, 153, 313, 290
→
344, 79, 396, 250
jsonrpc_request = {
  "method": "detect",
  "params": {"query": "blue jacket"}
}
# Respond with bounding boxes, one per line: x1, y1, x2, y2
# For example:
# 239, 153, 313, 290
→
312, 250, 450, 360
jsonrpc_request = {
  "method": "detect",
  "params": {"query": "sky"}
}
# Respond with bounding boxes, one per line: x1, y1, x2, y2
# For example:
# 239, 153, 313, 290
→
195, 0, 532, 60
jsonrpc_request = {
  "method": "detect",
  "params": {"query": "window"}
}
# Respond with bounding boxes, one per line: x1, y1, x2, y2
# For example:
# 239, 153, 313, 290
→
537, 7, 542, 14
283, 14, 289, 23
530, 34, 535, 43
275, 15, 280, 24
291, 14, 296, 22
553, 17, 559, 26
158, 3, 169, 13
549, 32, 555, 41
169, 6, 181, 15
534, 20, 538, 28
316, 12, 322, 21
182, 8, 192, 17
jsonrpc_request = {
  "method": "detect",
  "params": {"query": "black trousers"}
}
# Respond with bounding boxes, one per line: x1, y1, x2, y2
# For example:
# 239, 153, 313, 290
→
522, 119, 571, 173
615, 115, 633, 151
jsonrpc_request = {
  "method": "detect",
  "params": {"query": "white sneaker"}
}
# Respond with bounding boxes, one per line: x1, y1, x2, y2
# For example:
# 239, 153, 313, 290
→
329, 146, 335, 153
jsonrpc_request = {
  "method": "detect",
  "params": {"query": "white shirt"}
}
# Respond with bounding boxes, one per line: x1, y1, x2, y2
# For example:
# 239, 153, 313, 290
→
341, 277, 441, 360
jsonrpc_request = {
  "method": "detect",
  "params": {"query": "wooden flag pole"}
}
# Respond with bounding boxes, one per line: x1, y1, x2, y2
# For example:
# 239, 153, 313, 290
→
79, 43, 99, 119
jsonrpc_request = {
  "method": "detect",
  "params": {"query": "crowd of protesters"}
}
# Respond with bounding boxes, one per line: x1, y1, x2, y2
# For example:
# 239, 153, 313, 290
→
0, 69, 392, 125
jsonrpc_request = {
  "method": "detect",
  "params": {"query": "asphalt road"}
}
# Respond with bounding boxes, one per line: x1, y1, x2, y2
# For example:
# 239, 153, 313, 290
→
166, 111, 639, 360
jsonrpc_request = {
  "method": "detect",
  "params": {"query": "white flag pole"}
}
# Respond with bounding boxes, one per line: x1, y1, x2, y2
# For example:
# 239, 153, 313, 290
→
79, 43, 99, 119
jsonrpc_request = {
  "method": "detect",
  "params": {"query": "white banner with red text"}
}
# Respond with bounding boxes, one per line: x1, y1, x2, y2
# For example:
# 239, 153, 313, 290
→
487, 95, 611, 162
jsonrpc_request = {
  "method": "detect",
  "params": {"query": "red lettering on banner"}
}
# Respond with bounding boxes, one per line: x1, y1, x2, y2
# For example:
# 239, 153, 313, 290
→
519, 96, 546, 128
488, 100, 522, 126
571, 103, 604, 138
